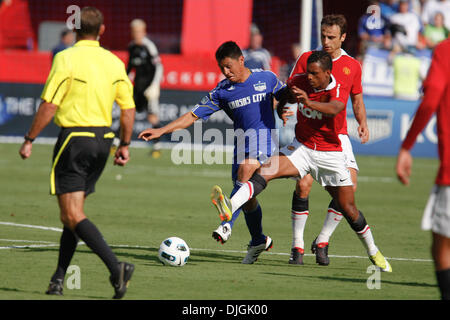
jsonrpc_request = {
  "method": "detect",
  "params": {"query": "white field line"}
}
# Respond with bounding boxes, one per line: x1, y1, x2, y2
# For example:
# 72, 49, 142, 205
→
0, 221, 432, 262
0, 221, 63, 232
0, 239, 55, 243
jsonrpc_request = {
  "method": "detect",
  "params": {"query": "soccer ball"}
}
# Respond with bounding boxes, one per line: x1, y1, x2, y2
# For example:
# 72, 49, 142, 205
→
158, 237, 190, 267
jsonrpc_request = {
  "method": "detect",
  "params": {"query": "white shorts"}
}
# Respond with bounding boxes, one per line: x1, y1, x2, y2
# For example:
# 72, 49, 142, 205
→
280, 138, 353, 187
422, 185, 450, 238
339, 134, 359, 171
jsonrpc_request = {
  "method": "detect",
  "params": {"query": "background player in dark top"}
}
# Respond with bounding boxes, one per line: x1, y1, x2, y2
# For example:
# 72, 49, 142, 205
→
127, 18, 163, 158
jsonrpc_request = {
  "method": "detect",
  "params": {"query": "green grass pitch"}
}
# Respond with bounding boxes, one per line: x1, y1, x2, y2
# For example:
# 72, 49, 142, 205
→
0, 142, 441, 300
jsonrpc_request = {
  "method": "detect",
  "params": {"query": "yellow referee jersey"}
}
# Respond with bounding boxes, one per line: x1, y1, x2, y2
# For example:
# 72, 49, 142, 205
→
41, 40, 135, 127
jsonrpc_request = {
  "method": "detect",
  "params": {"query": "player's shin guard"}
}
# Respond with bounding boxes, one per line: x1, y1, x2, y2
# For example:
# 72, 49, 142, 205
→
316, 199, 343, 244
230, 173, 267, 213
291, 192, 309, 249
346, 211, 378, 256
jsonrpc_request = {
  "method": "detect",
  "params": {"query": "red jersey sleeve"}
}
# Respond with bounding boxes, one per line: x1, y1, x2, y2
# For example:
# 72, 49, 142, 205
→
351, 60, 363, 95
288, 51, 311, 80
401, 41, 449, 150
330, 82, 350, 105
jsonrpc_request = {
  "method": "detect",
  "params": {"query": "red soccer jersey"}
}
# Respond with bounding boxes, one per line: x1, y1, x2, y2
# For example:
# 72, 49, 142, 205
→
401, 39, 450, 185
288, 73, 348, 151
289, 49, 363, 135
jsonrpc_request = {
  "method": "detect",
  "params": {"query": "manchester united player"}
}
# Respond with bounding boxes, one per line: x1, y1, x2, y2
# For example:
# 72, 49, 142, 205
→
211, 50, 391, 271
396, 39, 450, 300
281, 14, 369, 265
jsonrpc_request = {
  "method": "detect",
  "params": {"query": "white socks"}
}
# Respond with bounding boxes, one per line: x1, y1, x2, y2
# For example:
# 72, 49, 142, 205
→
291, 210, 309, 249
316, 207, 343, 244
356, 225, 379, 256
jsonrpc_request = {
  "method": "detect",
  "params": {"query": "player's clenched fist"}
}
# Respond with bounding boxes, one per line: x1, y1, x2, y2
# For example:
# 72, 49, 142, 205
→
19, 141, 32, 159
290, 86, 310, 106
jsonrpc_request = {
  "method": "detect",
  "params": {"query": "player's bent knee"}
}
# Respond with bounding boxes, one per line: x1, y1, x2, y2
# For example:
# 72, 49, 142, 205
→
296, 176, 313, 198
60, 211, 86, 230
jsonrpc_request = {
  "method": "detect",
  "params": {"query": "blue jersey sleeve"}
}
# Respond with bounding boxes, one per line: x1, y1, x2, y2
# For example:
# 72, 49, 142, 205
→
269, 71, 287, 101
191, 87, 222, 121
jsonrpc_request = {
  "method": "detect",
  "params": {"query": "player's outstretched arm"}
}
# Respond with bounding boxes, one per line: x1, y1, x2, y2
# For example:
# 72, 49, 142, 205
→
138, 112, 197, 141
19, 101, 57, 160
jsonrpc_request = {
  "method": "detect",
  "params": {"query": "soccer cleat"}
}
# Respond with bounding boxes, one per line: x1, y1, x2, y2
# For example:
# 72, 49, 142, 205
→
211, 185, 232, 222
110, 262, 135, 299
289, 247, 304, 265
242, 236, 273, 264
311, 237, 330, 266
45, 279, 63, 296
212, 223, 232, 244
369, 251, 392, 272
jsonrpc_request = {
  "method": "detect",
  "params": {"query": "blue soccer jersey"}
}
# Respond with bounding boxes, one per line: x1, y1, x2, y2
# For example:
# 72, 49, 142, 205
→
192, 69, 286, 169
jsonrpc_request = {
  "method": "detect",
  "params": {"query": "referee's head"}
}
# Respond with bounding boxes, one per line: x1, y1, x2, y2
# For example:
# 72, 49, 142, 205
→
75, 7, 105, 39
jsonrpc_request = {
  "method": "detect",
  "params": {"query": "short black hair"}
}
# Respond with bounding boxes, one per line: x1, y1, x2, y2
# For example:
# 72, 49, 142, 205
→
307, 50, 332, 71
215, 41, 243, 62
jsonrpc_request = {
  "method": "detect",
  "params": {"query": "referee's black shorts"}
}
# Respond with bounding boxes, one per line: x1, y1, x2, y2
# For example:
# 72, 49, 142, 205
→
50, 126, 115, 196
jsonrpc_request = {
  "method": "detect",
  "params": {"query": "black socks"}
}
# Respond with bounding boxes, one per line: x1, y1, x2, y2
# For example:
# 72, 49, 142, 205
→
292, 192, 309, 212
51, 227, 79, 282
75, 219, 120, 282
436, 268, 450, 300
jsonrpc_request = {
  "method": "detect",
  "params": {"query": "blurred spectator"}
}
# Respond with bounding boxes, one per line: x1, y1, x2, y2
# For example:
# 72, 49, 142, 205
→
280, 42, 302, 82
390, 0, 426, 53
410, 0, 428, 16
422, 0, 450, 30
423, 11, 449, 48
358, 0, 392, 56
51, 29, 75, 59
393, 52, 423, 100
243, 23, 272, 70
380, 0, 399, 20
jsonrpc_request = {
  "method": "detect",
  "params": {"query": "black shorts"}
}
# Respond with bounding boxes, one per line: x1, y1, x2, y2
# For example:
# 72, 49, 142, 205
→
133, 77, 151, 113
50, 127, 114, 196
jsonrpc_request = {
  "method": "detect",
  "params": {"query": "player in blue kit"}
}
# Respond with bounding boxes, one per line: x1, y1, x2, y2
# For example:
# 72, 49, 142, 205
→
138, 41, 287, 263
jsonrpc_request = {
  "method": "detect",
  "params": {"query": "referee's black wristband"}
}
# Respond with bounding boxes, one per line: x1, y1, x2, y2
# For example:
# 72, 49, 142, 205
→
24, 135, 35, 143
119, 140, 131, 147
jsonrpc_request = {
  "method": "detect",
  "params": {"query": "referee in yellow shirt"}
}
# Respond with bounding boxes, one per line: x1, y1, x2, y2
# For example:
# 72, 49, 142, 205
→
19, 7, 136, 299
